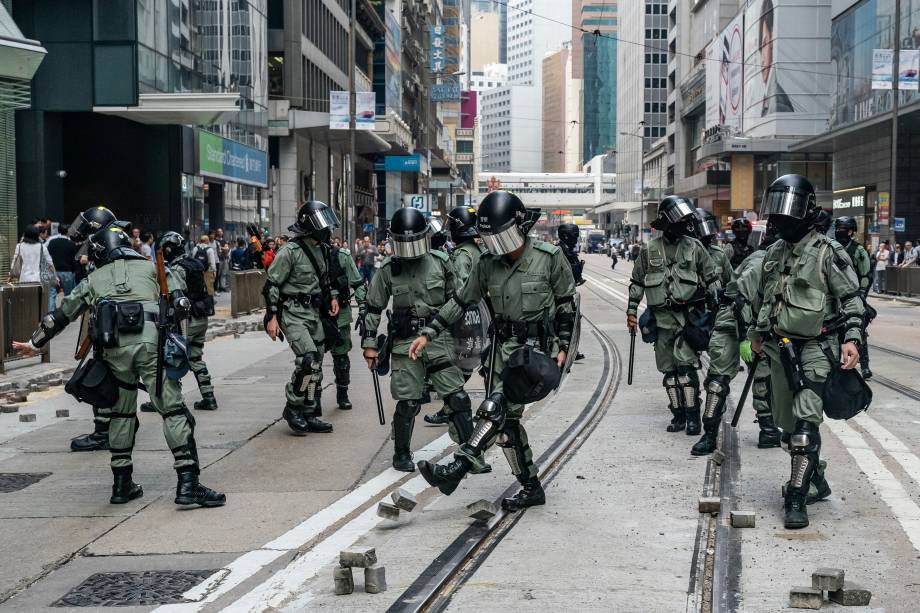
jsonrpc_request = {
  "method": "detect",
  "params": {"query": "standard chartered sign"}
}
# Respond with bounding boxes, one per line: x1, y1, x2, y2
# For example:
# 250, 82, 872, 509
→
199, 131, 268, 187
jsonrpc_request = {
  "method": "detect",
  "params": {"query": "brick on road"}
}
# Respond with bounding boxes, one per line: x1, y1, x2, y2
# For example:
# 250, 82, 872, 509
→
339, 546, 377, 568
730, 510, 755, 528
390, 488, 417, 512
698, 496, 721, 513
467, 499, 498, 521
363, 565, 387, 594
828, 582, 871, 606
377, 501, 400, 521
1, 403, 18, 413
811, 567, 845, 591
19, 414, 36, 423
789, 586, 823, 609
333, 566, 354, 595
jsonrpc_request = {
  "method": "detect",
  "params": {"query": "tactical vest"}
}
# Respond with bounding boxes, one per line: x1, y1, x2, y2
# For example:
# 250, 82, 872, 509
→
762, 236, 836, 339
176, 257, 214, 318
642, 237, 704, 307
390, 251, 449, 317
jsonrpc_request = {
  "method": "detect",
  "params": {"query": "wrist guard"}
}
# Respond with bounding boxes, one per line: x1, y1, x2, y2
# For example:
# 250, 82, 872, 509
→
31, 309, 70, 348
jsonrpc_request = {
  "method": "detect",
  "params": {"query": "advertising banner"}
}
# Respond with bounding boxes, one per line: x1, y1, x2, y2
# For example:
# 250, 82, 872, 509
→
384, 0, 402, 114
199, 131, 268, 188
329, 91, 349, 129
356, 92, 376, 130
877, 192, 890, 223
382, 155, 421, 172
872, 49, 893, 89
900, 49, 920, 90
706, 13, 745, 133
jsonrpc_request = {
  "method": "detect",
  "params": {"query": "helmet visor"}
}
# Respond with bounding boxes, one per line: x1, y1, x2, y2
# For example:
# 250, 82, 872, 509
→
304, 207, 340, 231
481, 223, 525, 255
662, 200, 696, 224
696, 217, 720, 238
392, 235, 430, 259
762, 188, 811, 219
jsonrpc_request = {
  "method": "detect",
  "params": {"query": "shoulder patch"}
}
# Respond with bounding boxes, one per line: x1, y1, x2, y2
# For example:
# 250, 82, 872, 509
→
430, 249, 449, 261
533, 240, 560, 255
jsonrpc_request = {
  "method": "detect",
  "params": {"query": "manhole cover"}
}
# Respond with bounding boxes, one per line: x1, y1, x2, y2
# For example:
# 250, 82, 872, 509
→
54, 570, 217, 607
0, 472, 51, 493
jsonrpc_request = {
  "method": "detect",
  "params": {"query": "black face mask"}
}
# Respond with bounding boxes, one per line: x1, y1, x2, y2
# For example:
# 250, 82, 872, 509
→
314, 228, 332, 243
733, 231, 750, 244
834, 230, 852, 245
700, 235, 713, 247
663, 220, 693, 242
769, 216, 812, 243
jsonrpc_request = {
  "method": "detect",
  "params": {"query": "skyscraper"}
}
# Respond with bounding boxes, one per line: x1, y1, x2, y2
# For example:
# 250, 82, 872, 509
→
574, 1, 618, 165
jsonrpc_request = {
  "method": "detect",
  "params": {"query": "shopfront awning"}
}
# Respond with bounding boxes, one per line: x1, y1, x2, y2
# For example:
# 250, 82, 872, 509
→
0, 5, 47, 110
93, 93, 240, 125
288, 110, 391, 154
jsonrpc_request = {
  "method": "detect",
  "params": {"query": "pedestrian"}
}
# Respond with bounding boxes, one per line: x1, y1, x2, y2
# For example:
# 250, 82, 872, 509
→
629, 242, 640, 262
46, 224, 78, 305
357, 236, 377, 283
750, 174, 863, 529
214, 228, 230, 292
230, 237, 250, 271
892, 242, 905, 266
901, 241, 916, 267
360, 208, 472, 472
139, 232, 154, 260
194, 235, 217, 294
724, 219, 754, 270
626, 196, 721, 435
410, 191, 576, 511
10, 225, 58, 309
262, 201, 340, 435
875, 241, 890, 293
12, 227, 225, 507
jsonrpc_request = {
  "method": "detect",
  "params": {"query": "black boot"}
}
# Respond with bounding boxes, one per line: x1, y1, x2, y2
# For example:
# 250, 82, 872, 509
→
336, 385, 352, 410
861, 365, 873, 380
305, 414, 333, 433
423, 408, 450, 425
194, 393, 218, 411
140, 401, 157, 413
110, 467, 143, 504
282, 405, 310, 436
809, 460, 831, 503
418, 456, 472, 495
666, 409, 686, 433
175, 470, 226, 507
691, 418, 720, 456
757, 414, 782, 448
685, 409, 701, 436
502, 476, 546, 512
392, 401, 417, 472
70, 423, 109, 452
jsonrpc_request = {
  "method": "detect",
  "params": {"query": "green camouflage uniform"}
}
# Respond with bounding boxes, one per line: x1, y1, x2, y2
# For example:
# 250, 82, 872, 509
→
844, 240, 873, 371
708, 243, 734, 287
59, 259, 198, 473
422, 238, 576, 479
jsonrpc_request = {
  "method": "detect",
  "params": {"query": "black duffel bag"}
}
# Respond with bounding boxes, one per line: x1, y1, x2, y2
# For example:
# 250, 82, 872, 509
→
818, 343, 872, 420
65, 357, 118, 407
501, 345, 562, 405
682, 305, 714, 352
638, 309, 657, 343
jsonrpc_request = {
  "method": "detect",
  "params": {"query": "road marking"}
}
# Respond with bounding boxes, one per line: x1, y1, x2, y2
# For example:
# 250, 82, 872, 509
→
853, 413, 920, 491
825, 419, 920, 552
583, 274, 630, 304
152, 434, 453, 612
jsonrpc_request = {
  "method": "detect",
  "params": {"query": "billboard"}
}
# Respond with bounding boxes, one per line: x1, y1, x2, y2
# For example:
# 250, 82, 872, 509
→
198, 131, 268, 188
384, 0, 402, 114
705, 13, 745, 133
742, 0, 832, 136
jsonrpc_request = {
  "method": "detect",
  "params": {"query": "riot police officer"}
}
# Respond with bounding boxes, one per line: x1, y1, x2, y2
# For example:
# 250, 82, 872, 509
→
724, 218, 754, 269
557, 223, 585, 285
424, 206, 485, 426
693, 208, 733, 286
691, 225, 781, 455
319, 233, 366, 412
360, 207, 472, 472
627, 196, 721, 436
410, 191, 576, 511
140, 232, 217, 412
750, 174, 864, 529
263, 201, 340, 435
67, 206, 119, 452
14, 228, 225, 507
834, 216, 873, 379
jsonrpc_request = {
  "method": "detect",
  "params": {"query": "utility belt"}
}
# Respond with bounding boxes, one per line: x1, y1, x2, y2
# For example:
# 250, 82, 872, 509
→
91, 301, 157, 349
492, 317, 550, 350
657, 296, 705, 311
282, 292, 323, 309
390, 308, 431, 339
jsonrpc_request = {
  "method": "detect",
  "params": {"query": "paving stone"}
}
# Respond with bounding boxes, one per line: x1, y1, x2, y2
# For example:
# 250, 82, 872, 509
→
377, 501, 400, 521
711, 449, 725, 466
730, 510, 755, 528
19, 414, 36, 423
789, 586, 823, 609
30, 382, 49, 392
812, 567, 845, 591
1, 403, 19, 413
363, 565, 387, 594
233, 333, 241, 339
55, 409, 70, 418
698, 496, 721, 513
0, 382, 13, 392
47, 378, 64, 386
466, 499, 498, 521
828, 582, 871, 606
390, 488, 417, 512
339, 546, 377, 568
10, 393, 28, 403
333, 566, 354, 595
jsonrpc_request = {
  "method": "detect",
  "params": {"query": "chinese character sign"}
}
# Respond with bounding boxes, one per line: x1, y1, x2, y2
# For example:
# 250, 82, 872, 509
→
430, 26, 446, 73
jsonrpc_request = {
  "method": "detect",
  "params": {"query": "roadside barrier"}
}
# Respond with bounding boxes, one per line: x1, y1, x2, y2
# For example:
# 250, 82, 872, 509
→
0, 283, 50, 373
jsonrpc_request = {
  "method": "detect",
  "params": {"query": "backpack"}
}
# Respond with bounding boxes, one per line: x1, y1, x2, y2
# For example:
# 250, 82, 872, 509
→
193, 245, 210, 269
176, 257, 214, 318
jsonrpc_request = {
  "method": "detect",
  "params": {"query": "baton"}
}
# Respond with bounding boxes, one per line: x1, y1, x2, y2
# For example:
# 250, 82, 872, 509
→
731, 354, 760, 427
627, 329, 636, 385
372, 367, 385, 425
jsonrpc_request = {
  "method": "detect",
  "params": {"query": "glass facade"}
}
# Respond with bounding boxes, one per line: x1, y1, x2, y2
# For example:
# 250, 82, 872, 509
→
583, 35, 617, 162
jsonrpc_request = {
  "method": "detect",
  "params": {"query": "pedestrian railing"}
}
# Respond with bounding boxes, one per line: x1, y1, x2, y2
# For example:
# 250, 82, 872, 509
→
0, 283, 50, 374
883, 267, 920, 297
229, 270, 267, 317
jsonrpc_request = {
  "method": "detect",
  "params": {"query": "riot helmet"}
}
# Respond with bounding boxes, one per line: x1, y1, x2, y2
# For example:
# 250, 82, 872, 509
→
693, 208, 720, 245
477, 190, 529, 255
833, 216, 857, 246
390, 207, 430, 259
557, 223, 580, 249
157, 231, 186, 263
290, 200, 339, 241
69, 206, 116, 239
447, 205, 479, 243
429, 217, 448, 251
813, 209, 833, 235
731, 218, 753, 243
651, 195, 696, 240
87, 227, 141, 267
760, 174, 818, 243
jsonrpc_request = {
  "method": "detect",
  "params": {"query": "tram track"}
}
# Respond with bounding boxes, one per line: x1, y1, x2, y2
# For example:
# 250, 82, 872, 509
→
386, 313, 622, 613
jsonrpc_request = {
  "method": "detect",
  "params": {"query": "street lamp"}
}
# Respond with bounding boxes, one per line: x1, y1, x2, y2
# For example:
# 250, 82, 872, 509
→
620, 121, 646, 242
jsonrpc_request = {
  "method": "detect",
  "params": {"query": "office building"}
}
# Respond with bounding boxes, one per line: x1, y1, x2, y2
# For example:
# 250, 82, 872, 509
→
574, 1, 618, 164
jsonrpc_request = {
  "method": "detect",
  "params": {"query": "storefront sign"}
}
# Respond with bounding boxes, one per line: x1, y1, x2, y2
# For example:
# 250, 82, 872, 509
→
430, 25, 446, 73
894, 217, 906, 232
832, 187, 866, 212
199, 131, 268, 187
878, 192, 890, 223
404, 194, 430, 212
382, 154, 421, 172
431, 82, 461, 102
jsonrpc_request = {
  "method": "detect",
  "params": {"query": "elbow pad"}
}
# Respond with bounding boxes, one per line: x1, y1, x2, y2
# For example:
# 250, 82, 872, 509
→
170, 290, 191, 322
31, 309, 70, 348
261, 279, 281, 313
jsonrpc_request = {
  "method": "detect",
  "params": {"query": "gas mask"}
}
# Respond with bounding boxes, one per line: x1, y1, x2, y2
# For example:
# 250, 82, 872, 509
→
768, 215, 814, 244
834, 230, 852, 246
663, 219, 694, 242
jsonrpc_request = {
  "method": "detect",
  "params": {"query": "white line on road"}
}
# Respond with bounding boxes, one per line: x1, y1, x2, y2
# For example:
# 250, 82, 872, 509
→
825, 419, 920, 552
152, 434, 453, 612
853, 413, 920, 490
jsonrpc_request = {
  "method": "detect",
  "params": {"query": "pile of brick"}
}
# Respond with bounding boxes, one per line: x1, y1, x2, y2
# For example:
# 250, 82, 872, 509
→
790, 568, 871, 609
334, 547, 386, 595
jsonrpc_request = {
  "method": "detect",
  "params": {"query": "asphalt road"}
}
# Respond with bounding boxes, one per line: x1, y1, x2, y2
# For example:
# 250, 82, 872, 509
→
1, 255, 919, 611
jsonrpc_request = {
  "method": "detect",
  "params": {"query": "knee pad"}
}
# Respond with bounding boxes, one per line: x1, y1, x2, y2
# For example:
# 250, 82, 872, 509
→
395, 399, 420, 419
789, 420, 820, 454
703, 375, 730, 419
444, 390, 471, 413
663, 372, 681, 410
468, 393, 506, 450
677, 370, 699, 409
